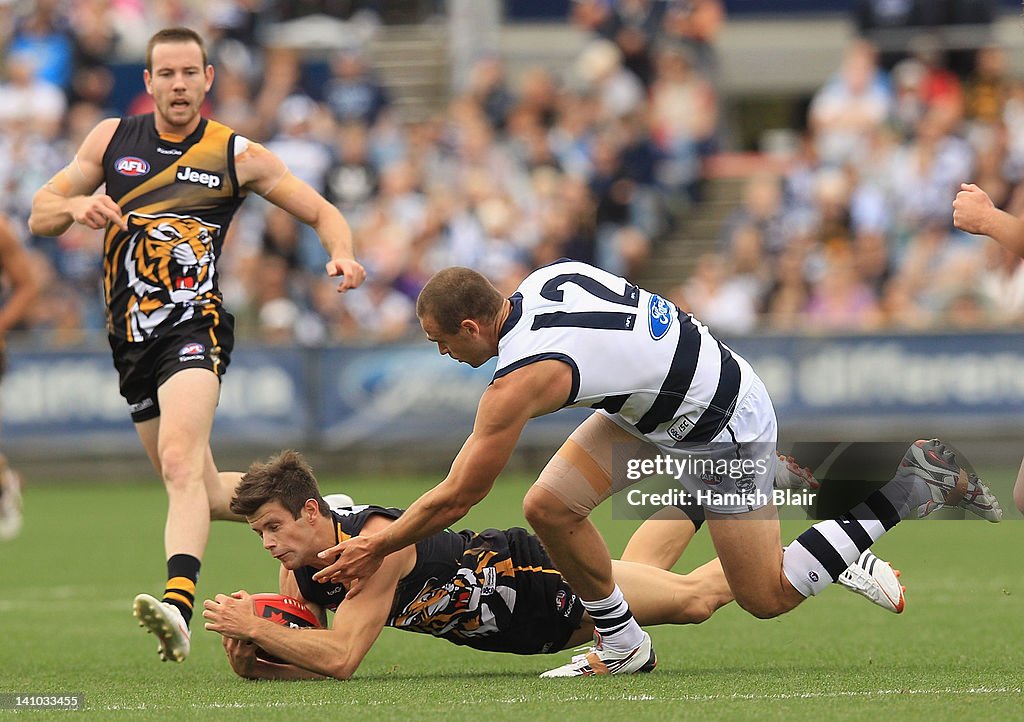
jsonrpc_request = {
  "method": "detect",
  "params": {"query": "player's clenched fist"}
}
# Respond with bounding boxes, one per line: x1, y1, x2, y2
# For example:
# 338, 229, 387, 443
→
952, 182, 995, 236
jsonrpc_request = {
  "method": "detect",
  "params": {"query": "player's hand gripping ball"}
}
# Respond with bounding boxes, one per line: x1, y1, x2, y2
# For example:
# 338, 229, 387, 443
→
250, 593, 321, 664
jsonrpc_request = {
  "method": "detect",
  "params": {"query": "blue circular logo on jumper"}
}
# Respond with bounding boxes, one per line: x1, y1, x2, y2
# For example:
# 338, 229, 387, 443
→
648, 294, 673, 340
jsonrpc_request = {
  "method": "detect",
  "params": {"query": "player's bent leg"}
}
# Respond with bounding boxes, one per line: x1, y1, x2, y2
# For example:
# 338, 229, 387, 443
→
525, 413, 625, 600
154, 370, 220, 560
134, 417, 162, 474
620, 510, 699, 570
706, 504, 805, 619
530, 415, 655, 675
202, 447, 245, 522
613, 558, 733, 626
144, 404, 245, 523
780, 439, 999, 604
523, 485, 614, 601
210, 472, 245, 521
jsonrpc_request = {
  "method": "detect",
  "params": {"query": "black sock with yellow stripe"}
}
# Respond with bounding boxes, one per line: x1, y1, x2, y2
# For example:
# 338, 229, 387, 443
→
163, 554, 200, 626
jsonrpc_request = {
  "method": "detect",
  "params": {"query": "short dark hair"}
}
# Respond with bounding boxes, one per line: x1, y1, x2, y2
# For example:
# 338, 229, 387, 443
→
231, 450, 330, 519
146, 27, 208, 71
415, 267, 504, 335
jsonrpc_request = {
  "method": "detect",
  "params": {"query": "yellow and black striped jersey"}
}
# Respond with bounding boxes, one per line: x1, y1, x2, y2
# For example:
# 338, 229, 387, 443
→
100, 114, 245, 341
294, 506, 583, 655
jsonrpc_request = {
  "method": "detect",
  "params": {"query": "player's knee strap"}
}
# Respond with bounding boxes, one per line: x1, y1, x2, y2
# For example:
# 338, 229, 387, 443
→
534, 438, 612, 517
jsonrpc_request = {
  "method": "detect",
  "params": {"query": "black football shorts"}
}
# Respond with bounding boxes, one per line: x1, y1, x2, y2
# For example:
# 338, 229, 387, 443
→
108, 317, 234, 423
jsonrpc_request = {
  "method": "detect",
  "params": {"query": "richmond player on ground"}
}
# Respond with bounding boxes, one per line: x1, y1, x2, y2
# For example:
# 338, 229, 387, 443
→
203, 450, 902, 680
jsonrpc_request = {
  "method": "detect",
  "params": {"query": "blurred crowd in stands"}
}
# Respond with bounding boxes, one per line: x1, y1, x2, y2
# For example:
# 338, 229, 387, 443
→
2, 0, 1023, 346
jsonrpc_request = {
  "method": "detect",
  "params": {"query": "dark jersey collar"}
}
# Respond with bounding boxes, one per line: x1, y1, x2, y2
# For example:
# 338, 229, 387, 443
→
146, 112, 208, 147
498, 292, 523, 340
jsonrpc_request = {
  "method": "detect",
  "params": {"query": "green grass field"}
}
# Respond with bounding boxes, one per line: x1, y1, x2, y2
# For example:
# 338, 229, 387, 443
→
1, 469, 1021, 720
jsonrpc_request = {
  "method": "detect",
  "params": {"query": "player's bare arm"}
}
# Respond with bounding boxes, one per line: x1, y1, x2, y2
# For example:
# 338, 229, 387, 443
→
235, 142, 365, 292
314, 360, 573, 590
204, 590, 327, 681
0, 217, 39, 337
953, 182, 1024, 257
206, 520, 410, 680
28, 118, 128, 236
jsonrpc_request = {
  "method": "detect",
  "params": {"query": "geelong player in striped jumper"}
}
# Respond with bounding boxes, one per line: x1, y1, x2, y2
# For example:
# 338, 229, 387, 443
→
314, 260, 1001, 677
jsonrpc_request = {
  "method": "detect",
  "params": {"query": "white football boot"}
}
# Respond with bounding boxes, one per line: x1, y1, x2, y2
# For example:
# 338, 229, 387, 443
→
0, 468, 23, 541
837, 549, 905, 614
133, 593, 191, 662
897, 439, 1002, 521
540, 631, 657, 678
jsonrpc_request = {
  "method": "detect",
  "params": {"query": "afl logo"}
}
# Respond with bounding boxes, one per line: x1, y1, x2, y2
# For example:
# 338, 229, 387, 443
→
178, 343, 205, 356
648, 294, 674, 340
115, 156, 150, 176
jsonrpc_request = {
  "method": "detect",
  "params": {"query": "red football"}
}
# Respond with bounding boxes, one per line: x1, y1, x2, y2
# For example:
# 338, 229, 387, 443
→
250, 593, 321, 664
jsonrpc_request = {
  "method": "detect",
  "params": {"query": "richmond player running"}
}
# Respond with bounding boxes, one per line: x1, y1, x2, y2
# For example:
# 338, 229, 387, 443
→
206, 450, 729, 679
29, 27, 365, 663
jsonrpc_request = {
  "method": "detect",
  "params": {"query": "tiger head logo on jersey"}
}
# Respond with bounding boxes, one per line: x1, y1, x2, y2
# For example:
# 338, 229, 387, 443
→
123, 212, 220, 338
391, 567, 495, 639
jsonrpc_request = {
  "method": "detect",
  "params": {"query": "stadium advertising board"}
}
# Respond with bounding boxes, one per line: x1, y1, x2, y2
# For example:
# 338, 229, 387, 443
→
5, 333, 1024, 454
3, 346, 308, 450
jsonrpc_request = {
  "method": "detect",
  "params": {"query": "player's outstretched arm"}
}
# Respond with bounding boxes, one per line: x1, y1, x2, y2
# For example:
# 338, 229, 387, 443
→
953, 183, 1024, 257
235, 142, 365, 292
314, 360, 572, 591
29, 118, 127, 237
